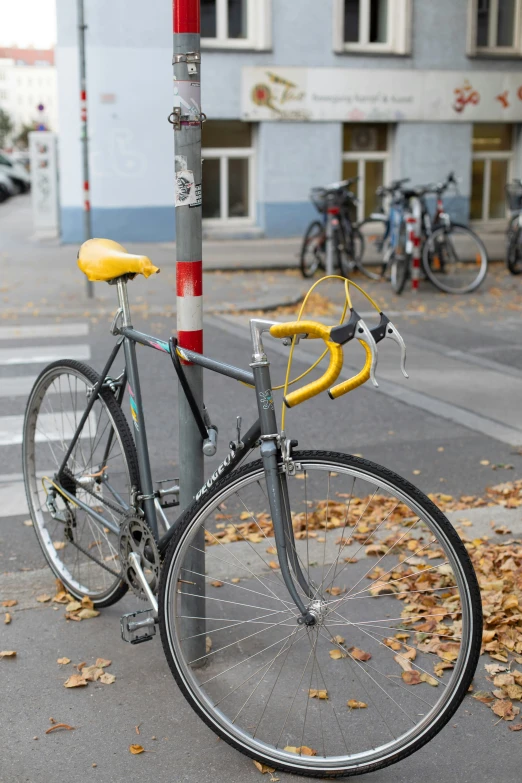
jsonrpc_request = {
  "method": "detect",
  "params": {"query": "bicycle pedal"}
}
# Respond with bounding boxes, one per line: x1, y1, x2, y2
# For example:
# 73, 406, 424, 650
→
120, 608, 157, 645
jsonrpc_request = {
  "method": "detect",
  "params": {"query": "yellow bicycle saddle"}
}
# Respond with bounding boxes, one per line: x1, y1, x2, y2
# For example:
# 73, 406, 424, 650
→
77, 238, 160, 282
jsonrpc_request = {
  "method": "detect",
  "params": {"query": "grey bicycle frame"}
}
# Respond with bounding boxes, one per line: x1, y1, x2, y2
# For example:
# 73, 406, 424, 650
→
55, 276, 314, 622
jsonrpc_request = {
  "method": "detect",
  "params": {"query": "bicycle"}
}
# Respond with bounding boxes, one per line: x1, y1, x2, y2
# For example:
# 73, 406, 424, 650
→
22, 239, 482, 778
505, 179, 522, 275
356, 178, 413, 294
300, 179, 377, 280
358, 173, 489, 294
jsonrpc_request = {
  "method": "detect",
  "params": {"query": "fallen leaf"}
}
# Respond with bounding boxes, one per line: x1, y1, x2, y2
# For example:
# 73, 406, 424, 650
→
64, 675, 88, 688
491, 699, 520, 721
308, 689, 328, 700
1, 600, 17, 608
509, 723, 522, 732
347, 699, 367, 709
53, 541, 66, 550
65, 601, 82, 612
45, 723, 75, 734
333, 635, 346, 645
329, 649, 347, 660
99, 672, 116, 685
326, 586, 345, 596
394, 654, 413, 672
473, 691, 495, 704
253, 760, 276, 773
268, 561, 280, 570
231, 578, 240, 584
36, 594, 51, 603
349, 647, 371, 662
95, 658, 111, 668
129, 744, 145, 755
206, 636, 212, 653
0, 650, 16, 658
266, 546, 276, 555
77, 608, 100, 620
413, 470, 421, 475
480, 460, 490, 466
420, 673, 438, 687
210, 580, 223, 588
23, 519, 33, 526
57, 657, 71, 665
402, 671, 422, 685
82, 666, 104, 682
4, 613, 11, 625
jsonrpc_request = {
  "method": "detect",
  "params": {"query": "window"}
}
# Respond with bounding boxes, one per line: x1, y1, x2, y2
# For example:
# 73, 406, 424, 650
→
468, 0, 522, 55
201, 0, 271, 50
0, 89, 7, 100
334, 0, 411, 54
470, 124, 514, 221
202, 121, 255, 224
342, 123, 390, 222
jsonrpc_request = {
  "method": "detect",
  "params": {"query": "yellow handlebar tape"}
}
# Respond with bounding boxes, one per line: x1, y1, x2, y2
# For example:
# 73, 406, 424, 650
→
269, 321, 343, 408
328, 341, 372, 399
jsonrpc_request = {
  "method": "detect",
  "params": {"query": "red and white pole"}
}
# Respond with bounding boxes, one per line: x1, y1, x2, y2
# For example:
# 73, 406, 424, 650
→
410, 198, 422, 293
77, 0, 93, 298
173, 0, 205, 660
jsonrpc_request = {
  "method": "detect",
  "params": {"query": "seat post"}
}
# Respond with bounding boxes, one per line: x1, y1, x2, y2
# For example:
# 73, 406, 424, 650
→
116, 277, 132, 328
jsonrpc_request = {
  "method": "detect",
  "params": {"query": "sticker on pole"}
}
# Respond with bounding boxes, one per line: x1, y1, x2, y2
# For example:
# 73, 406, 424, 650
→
173, 80, 201, 121
175, 169, 198, 207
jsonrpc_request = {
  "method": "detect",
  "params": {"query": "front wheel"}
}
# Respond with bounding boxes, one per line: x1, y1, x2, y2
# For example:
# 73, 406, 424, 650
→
507, 225, 522, 275
159, 451, 482, 778
300, 221, 325, 278
422, 224, 488, 294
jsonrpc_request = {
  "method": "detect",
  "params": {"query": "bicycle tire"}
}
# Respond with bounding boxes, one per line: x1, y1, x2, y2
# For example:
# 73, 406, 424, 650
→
300, 221, 325, 278
507, 226, 522, 275
422, 223, 488, 294
159, 451, 482, 778
22, 360, 139, 607
356, 218, 388, 279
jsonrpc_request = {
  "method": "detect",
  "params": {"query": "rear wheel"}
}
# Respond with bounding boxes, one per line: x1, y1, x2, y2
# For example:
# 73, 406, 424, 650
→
159, 451, 482, 778
300, 221, 325, 278
422, 224, 488, 294
390, 224, 410, 295
22, 360, 139, 607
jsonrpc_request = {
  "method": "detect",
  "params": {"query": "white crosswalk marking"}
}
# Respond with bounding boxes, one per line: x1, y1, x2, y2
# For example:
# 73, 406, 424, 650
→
0, 411, 96, 446
0, 321, 90, 517
0, 323, 89, 340
0, 344, 91, 365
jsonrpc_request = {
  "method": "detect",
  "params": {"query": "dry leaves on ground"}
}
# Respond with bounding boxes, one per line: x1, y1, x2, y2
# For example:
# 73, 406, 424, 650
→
347, 700, 367, 709
4, 613, 11, 625
283, 746, 317, 756
129, 744, 145, 755
0, 650, 16, 658
308, 689, 328, 700
64, 674, 88, 688
57, 657, 71, 665
45, 723, 75, 734
1, 600, 17, 607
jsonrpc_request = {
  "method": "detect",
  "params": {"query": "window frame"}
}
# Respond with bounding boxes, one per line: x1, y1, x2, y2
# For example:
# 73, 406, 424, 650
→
471, 124, 515, 224
467, 0, 522, 57
201, 0, 272, 51
341, 124, 391, 223
202, 145, 256, 225
333, 0, 412, 55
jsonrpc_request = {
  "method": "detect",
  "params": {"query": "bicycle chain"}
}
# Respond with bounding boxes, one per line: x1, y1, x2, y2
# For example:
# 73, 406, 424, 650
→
57, 471, 134, 579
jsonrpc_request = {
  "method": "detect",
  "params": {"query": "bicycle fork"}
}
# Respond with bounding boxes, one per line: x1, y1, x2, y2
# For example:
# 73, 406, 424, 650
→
251, 322, 318, 626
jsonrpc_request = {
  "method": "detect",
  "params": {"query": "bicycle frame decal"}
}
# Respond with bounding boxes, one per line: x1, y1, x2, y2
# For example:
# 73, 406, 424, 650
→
148, 338, 170, 353
128, 383, 139, 431
259, 390, 274, 410
195, 452, 233, 501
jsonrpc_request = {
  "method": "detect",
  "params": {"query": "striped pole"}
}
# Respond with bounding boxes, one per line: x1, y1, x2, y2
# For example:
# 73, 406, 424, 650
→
173, 0, 205, 662
410, 198, 422, 293
77, 0, 93, 298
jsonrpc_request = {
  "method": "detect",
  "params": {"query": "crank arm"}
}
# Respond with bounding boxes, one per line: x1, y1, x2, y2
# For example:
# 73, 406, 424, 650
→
128, 552, 158, 615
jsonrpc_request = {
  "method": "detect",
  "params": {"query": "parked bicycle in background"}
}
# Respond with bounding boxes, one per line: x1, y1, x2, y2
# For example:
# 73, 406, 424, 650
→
505, 179, 522, 275
357, 172, 489, 295
300, 178, 378, 280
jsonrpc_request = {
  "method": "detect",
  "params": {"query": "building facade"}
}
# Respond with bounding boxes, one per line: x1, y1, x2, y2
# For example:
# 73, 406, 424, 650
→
55, 0, 522, 243
0, 48, 58, 140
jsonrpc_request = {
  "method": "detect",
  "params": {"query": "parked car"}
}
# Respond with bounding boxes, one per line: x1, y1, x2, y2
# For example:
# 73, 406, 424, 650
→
0, 170, 16, 202
0, 152, 31, 193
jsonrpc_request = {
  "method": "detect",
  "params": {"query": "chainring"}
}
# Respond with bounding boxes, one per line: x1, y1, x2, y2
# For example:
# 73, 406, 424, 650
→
119, 515, 161, 600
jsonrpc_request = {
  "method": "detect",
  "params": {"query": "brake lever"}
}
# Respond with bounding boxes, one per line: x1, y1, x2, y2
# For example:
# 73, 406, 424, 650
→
385, 321, 409, 378
355, 319, 378, 387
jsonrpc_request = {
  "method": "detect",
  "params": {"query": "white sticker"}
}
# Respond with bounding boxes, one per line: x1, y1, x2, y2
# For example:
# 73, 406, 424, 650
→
189, 182, 202, 209
175, 169, 197, 207
175, 155, 188, 169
